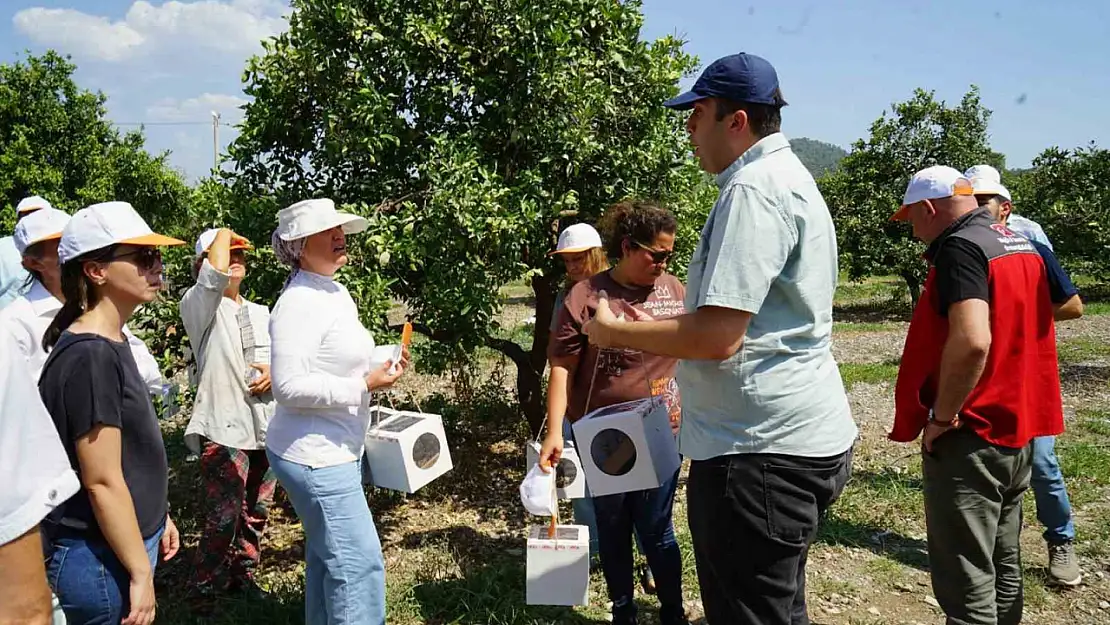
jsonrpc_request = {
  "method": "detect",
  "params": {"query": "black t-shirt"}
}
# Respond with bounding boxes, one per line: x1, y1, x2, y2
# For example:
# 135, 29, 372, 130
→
932, 236, 990, 316
38, 332, 169, 539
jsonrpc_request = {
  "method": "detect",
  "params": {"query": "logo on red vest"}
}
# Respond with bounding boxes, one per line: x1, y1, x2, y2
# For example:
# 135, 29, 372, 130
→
990, 223, 1016, 237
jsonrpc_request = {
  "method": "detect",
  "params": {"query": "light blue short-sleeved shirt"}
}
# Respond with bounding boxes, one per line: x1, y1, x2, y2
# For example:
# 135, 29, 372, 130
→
0, 236, 30, 310
677, 133, 858, 460
1006, 213, 1052, 250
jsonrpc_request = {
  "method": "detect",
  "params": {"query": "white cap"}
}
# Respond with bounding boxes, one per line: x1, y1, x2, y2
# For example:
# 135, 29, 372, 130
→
16, 195, 53, 215
14, 207, 70, 255
519, 463, 557, 516
964, 164, 1001, 183
58, 201, 185, 264
549, 223, 603, 256
273, 199, 368, 242
892, 165, 974, 221
964, 165, 1012, 201
194, 228, 253, 258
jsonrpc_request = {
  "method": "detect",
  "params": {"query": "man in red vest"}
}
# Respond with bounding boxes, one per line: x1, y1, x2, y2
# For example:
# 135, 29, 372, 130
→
890, 165, 1064, 625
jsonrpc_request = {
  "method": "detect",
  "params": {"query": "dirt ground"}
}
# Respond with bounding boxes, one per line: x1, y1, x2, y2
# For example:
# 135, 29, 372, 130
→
156, 301, 1110, 625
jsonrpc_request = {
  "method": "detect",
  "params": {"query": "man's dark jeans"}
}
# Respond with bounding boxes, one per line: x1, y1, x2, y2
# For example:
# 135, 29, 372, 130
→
687, 448, 853, 625
592, 467, 686, 625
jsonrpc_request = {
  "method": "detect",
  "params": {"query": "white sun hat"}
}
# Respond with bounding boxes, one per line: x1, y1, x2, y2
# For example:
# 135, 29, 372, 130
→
14, 207, 71, 255
549, 223, 603, 256
58, 201, 185, 264
194, 228, 253, 258
892, 165, 974, 221
16, 195, 53, 215
273, 199, 369, 242
965, 165, 1012, 201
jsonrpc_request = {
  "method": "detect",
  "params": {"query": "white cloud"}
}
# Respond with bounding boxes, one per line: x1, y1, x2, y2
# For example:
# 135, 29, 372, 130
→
13, 9, 145, 62
13, 1, 289, 63
147, 93, 249, 122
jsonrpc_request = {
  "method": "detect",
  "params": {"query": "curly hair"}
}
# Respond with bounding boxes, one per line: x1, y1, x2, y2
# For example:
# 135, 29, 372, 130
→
596, 200, 678, 259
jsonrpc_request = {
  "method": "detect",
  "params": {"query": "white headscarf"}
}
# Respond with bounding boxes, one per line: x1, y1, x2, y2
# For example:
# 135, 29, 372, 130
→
272, 229, 307, 289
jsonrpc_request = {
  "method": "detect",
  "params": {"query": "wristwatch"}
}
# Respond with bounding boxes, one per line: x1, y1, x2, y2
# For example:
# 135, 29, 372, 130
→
928, 408, 960, 429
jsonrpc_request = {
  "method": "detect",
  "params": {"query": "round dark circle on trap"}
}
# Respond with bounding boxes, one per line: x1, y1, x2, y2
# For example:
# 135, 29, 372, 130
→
555, 457, 578, 488
590, 429, 636, 476
412, 433, 441, 469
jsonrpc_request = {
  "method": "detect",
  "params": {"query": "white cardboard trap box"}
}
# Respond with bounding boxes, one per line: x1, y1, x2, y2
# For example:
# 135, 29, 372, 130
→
571, 397, 680, 497
525, 524, 590, 606
362, 406, 453, 493
525, 440, 586, 500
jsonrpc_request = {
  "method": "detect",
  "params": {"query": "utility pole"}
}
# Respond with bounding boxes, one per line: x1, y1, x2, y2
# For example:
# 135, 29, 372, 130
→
211, 111, 221, 171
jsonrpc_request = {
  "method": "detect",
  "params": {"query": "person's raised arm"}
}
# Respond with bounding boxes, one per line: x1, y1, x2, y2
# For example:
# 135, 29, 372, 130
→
179, 229, 236, 344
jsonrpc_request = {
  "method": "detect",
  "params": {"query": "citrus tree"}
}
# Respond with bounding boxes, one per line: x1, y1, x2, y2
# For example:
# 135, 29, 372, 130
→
227, 0, 704, 433
1011, 143, 1110, 278
819, 87, 1000, 305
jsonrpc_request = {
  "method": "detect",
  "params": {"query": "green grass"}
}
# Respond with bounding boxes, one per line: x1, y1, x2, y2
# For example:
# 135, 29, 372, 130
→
1056, 336, 1110, 364
833, 321, 900, 334
838, 360, 900, 389
1082, 300, 1110, 316
834, 276, 909, 306
864, 556, 910, 589
1057, 409, 1110, 507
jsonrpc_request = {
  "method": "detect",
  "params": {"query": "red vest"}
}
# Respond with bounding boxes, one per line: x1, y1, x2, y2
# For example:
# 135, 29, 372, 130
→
891, 211, 1064, 448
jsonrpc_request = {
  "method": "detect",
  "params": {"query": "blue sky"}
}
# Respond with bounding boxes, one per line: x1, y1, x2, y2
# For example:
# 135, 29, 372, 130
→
4, 1, 1108, 180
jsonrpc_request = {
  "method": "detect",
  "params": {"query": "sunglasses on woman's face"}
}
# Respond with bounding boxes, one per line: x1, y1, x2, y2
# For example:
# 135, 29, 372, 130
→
111, 247, 163, 272
632, 239, 674, 265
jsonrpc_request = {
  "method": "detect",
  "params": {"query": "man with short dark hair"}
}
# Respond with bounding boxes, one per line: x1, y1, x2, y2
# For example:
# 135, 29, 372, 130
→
891, 166, 1064, 624
585, 52, 857, 625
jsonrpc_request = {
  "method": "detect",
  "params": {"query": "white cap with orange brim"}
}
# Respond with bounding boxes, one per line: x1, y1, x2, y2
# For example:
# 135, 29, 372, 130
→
548, 223, 603, 256
14, 207, 70, 255
194, 228, 253, 259
16, 195, 53, 215
58, 201, 185, 264
892, 165, 974, 221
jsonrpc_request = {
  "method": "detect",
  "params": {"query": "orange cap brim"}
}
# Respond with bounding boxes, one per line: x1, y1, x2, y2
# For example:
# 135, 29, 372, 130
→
119, 233, 187, 247
547, 245, 598, 257
29, 232, 63, 246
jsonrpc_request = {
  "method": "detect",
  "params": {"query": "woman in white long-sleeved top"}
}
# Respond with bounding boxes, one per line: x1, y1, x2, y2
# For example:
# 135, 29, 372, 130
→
265, 198, 408, 625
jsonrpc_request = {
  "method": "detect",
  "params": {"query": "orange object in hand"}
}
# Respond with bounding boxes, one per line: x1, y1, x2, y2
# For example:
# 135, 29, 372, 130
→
401, 322, 413, 348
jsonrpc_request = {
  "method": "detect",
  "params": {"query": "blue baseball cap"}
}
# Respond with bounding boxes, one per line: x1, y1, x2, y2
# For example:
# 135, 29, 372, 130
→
663, 52, 785, 110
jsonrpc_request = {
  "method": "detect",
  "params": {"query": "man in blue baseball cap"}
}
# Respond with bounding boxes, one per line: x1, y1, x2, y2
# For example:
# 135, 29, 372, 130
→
585, 53, 857, 625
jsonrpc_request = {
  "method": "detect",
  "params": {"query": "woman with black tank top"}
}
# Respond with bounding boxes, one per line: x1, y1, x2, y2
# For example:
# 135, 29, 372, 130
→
37, 201, 185, 625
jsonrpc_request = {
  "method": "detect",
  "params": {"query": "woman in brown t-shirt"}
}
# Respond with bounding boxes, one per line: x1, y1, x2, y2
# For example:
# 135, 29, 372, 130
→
541, 201, 688, 625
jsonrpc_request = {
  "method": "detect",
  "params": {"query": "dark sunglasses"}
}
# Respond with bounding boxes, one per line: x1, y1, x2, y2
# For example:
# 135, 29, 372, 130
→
632, 239, 674, 264
110, 247, 163, 272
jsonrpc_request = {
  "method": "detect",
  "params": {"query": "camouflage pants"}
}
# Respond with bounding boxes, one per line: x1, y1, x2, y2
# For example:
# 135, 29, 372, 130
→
192, 442, 278, 592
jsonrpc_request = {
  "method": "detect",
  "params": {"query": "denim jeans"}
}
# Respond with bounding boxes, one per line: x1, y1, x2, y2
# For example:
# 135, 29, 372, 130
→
1030, 436, 1076, 543
592, 468, 685, 624
267, 451, 386, 625
47, 523, 164, 625
687, 449, 852, 625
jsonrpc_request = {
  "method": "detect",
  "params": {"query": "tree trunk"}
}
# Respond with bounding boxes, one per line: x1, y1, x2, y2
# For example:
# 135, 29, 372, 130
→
409, 274, 557, 438
901, 271, 922, 309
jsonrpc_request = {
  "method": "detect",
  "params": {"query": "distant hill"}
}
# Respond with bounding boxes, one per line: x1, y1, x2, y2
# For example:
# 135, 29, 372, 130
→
791, 138, 848, 178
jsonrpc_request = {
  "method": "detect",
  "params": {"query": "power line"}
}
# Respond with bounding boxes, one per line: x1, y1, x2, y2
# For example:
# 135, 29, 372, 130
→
112, 121, 238, 127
